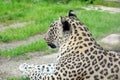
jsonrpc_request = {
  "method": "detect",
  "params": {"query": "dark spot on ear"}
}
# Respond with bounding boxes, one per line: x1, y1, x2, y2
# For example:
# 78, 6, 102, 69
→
62, 21, 70, 31
68, 10, 77, 17
61, 18, 70, 31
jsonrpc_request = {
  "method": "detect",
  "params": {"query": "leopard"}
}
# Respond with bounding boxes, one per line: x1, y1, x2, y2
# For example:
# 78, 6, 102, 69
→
19, 10, 120, 80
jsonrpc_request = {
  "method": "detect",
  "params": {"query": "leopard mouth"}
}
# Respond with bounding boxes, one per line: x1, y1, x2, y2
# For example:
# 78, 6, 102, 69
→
47, 42, 56, 48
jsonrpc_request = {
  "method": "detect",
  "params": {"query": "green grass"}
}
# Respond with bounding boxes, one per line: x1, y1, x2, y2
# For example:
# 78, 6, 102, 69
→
0, 10, 120, 42
0, 1, 85, 42
78, 10, 120, 39
94, 0, 120, 7
0, 0, 32, 24
0, 0, 84, 24
0, 0, 119, 42
0, 39, 48, 57
0, 23, 49, 42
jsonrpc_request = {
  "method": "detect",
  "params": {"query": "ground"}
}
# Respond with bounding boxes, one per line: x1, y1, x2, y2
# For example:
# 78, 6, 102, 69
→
0, 52, 57, 79
0, 5, 120, 79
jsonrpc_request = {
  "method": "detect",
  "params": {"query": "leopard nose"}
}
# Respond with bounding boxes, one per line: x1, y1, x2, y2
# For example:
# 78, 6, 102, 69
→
47, 42, 56, 48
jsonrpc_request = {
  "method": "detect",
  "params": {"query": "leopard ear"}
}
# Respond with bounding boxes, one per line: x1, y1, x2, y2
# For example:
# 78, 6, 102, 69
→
68, 10, 77, 17
60, 17, 70, 31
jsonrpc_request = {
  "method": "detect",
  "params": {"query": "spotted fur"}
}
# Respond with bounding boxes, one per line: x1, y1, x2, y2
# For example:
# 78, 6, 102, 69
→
19, 10, 120, 80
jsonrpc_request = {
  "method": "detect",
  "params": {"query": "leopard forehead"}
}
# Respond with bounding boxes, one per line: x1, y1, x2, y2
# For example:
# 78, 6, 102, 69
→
44, 15, 85, 49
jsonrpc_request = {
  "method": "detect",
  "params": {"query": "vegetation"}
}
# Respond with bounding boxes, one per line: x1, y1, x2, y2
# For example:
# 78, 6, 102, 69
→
94, 0, 120, 7
0, 1, 120, 42
78, 11, 120, 39
0, 0, 120, 56
0, 39, 47, 57
0, 23, 48, 42
0, 0, 119, 79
